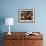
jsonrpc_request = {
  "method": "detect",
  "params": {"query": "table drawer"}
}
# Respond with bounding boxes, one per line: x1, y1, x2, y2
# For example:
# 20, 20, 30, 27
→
4, 40, 24, 46
4, 40, 16, 46
4, 35, 24, 40
25, 35, 43, 40
24, 40, 43, 46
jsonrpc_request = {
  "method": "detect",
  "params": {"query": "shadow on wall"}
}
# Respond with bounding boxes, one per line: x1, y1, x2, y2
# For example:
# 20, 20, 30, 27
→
0, 16, 5, 46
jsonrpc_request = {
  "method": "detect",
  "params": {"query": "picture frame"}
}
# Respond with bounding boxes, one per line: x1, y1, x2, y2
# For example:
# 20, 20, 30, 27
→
18, 9, 35, 23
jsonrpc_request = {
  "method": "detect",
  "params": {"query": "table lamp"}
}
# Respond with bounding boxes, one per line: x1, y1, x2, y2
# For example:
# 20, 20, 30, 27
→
5, 18, 14, 35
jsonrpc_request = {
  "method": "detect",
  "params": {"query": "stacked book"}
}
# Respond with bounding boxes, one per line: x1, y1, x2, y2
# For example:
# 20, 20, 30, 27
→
25, 32, 38, 35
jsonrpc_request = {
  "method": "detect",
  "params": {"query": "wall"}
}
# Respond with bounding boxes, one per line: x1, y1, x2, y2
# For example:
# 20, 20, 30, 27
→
0, 0, 46, 32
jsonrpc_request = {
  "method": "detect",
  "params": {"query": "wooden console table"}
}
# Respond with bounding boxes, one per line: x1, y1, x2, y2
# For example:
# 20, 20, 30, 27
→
4, 32, 43, 46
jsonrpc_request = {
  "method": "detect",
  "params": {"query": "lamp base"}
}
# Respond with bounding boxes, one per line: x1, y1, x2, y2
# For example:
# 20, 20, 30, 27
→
8, 32, 11, 35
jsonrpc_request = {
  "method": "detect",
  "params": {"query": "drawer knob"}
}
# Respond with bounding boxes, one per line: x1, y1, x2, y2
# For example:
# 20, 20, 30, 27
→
32, 42, 35, 44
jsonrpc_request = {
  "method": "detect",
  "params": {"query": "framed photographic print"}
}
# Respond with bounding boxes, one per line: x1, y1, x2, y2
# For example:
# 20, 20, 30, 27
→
18, 9, 35, 23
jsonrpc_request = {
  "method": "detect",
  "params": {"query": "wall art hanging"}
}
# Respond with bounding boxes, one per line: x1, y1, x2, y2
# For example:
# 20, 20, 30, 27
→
18, 9, 35, 23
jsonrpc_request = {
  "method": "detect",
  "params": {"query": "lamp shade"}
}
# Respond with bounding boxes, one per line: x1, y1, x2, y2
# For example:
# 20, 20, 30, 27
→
5, 18, 14, 25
